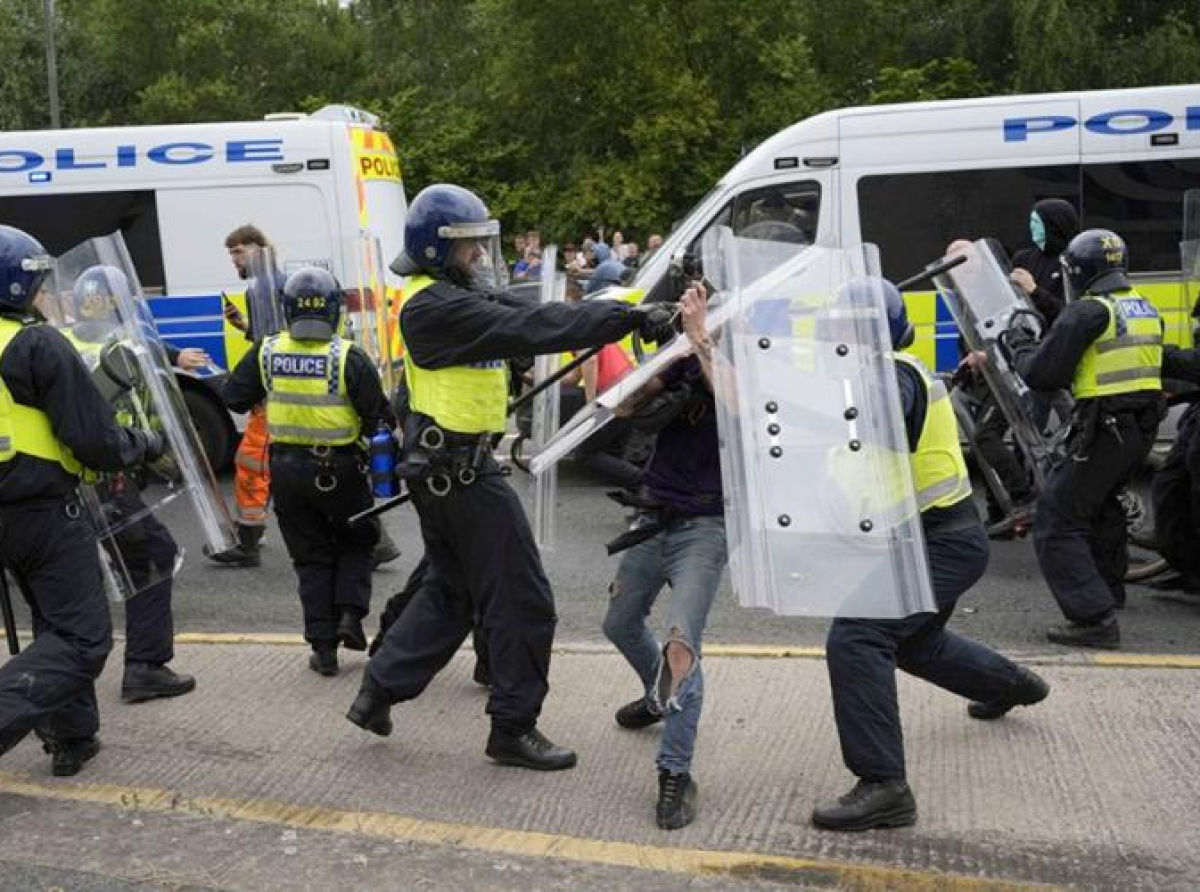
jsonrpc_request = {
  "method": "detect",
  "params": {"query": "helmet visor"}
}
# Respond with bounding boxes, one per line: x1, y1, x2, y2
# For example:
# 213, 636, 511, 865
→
447, 231, 505, 290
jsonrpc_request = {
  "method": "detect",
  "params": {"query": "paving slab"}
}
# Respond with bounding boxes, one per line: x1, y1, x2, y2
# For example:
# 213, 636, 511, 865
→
1, 642, 1198, 890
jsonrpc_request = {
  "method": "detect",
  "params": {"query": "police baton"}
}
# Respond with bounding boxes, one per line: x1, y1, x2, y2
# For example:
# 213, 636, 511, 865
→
897, 253, 967, 291
348, 491, 411, 526
0, 569, 19, 656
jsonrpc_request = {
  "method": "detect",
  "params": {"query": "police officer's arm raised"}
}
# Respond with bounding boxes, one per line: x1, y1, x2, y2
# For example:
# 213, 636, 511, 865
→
2, 324, 161, 471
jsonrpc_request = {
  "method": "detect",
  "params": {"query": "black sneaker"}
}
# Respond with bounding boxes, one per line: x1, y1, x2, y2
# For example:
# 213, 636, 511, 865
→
346, 678, 393, 737
372, 535, 402, 569
337, 612, 368, 652
968, 666, 1049, 720
615, 697, 662, 730
121, 663, 197, 703
486, 728, 577, 771
309, 647, 339, 677
812, 778, 917, 831
472, 661, 492, 688
656, 769, 697, 830
204, 544, 260, 568
45, 737, 101, 778
1046, 617, 1120, 650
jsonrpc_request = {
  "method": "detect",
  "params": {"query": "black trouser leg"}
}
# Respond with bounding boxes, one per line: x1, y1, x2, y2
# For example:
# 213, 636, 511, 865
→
122, 512, 179, 666
1153, 423, 1194, 575
0, 501, 111, 745
1033, 417, 1154, 623
973, 397, 1031, 504
330, 469, 376, 618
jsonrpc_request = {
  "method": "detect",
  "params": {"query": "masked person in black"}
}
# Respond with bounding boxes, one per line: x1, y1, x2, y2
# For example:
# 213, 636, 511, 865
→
345, 183, 675, 771
224, 268, 393, 676
0, 226, 165, 777
974, 199, 1079, 536
1005, 230, 1164, 648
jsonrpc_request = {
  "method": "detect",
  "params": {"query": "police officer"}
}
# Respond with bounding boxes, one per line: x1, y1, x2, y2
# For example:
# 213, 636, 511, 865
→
224, 268, 392, 676
814, 279, 1049, 832
65, 266, 196, 703
0, 226, 165, 776
345, 183, 674, 771
1007, 229, 1164, 648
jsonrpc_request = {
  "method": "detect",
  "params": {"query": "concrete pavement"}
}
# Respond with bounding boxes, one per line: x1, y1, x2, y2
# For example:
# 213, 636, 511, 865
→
2, 639, 1199, 890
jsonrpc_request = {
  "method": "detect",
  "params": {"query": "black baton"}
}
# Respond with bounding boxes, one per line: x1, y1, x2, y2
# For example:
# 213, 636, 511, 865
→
897, 252, 967, 291
349, 491, 412, 526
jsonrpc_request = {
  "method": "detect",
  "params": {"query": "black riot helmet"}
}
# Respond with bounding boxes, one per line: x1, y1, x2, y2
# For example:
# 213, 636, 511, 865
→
282, 267, 343, 340
1060, 229, 1131, 300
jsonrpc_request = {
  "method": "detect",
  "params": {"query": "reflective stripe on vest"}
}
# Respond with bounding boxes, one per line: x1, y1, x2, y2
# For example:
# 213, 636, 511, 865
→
896, 353, 973, 512
0, 318, 83, 474
399, 275, 509, 435
1072, 292, 1163, 399
260, 333, 360, 445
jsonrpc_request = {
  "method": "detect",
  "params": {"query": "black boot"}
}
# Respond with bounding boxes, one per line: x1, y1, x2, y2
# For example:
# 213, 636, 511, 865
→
1046, 616, 1120, 650
121, 663, 197, 703
968, 666, 1049, 720
205, 523, 262, 568
309, 646, 339, 677
812, 778, 917, 831
372, 529, 402, 569
615, 697, 662, 730
472, 660, 492, 688
486, 728, 577, 771
656, 769, 697, 830
337, 611, 368, 652
44, 736, 101, 778
346, 674, 393, 737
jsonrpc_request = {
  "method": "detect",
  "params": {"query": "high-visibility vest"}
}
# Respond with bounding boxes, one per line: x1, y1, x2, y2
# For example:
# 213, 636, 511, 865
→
0, 318, 83, 475
399, 275, 508, 435
1072, 291, 1163, 399
259, 333, 360, 446
895, 353, 973, 512
61, 327, 136, 427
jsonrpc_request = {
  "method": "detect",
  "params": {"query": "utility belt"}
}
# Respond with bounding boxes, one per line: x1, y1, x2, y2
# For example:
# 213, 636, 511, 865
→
270, 441, 367, 493
396, 412, 501, 497
1068, 397, 1163, 460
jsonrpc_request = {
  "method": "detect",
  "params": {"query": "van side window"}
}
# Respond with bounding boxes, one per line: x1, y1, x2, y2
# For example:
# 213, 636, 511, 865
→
731, 182, 821, 246
858, 166, 1077, 284
1082, 159, 1200, 274
0, 191, 165, 292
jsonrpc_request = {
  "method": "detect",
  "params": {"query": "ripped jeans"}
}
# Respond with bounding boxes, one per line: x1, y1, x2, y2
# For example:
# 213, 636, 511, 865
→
602, 514, 728, 774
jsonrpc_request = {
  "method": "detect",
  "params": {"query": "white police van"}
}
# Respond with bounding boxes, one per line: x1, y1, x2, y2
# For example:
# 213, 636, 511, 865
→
632, 84, 1200, 373
0, 104, 407, 468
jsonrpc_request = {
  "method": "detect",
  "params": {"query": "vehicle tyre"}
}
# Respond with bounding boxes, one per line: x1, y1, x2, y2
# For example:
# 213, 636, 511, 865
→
183, 388, 235, 472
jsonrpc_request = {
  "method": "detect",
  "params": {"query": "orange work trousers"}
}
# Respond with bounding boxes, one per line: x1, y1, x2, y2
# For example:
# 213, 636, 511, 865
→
234, 405, 271, 527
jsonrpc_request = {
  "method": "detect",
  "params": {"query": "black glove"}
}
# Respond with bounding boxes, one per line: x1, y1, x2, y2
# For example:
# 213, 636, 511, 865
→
996, 310, 1043, 363
632, 303, 677, 347
139, 429, 168, 463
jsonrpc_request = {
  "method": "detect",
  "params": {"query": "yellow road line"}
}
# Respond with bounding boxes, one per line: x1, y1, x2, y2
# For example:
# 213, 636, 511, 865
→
0, 772, 1052, 891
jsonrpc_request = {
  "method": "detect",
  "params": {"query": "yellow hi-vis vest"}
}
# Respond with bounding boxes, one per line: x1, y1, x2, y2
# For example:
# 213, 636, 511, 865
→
1072, 291, 1163, 399
259, 333, 360, 446
399, 275, 508, 435
0, 318, 83, 475
895, 353, 973, 512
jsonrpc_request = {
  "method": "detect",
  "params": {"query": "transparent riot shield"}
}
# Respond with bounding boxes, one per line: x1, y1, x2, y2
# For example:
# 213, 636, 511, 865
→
341, 235, 399, 395
245, 246, 286, 342
530, 246, 564, 550
932, 239, 1055, 487
1183, 189, 1200, 334
709, 237, 935, 618
48, 234, 237, 600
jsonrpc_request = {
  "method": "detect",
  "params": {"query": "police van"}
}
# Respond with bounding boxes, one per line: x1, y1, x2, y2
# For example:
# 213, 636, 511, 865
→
0, 104, 407, 468
632, 84, 1200, 373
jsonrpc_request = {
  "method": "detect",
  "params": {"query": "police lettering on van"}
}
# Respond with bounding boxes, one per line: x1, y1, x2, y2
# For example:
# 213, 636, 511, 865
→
1005, 106, 1200, 142
0, 140, 285, 177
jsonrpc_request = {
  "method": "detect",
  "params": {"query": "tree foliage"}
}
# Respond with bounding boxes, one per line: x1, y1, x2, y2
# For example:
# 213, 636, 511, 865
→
8, 0, 1200, 242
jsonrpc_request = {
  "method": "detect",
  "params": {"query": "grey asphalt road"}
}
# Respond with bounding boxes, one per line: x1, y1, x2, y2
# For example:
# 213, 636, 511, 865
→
10, 462, 1195, 657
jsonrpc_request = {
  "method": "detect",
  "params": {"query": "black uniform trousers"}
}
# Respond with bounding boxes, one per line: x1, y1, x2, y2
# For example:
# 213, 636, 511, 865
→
270, 448, 378, 647
1151, 403, 1200, 579
368, 463, 556, 735
974, 393, 1034, 506
111, 487, 179, 666
1033, 407, 1157, 623
826, 523, 1024, 780
0, 497, 112, 746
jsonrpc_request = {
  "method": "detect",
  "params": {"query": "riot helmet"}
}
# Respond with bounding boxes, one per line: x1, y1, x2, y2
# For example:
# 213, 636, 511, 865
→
282, 267, 343, 340
823, 277, 913, 351
390, 184, 503, 289
73, 265, 132, 319
1060, 229, 1130, 300
0, 225, 54, 312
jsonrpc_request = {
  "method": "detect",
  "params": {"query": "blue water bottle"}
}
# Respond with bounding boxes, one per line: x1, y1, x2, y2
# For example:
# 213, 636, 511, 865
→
369, 423, 398, 498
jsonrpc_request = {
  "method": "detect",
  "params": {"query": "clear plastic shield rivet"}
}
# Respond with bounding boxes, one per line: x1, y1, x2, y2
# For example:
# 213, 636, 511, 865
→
844, 407, 858, 420
767, 423, 781, 435
849, 439, 861, 451
758, 337, 771, 350
765, 401, 778, 413
778, 514, 791, 527
770, 446, 783, 458
836, 344, 849, 357
860, 519, 874, 533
